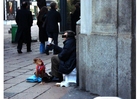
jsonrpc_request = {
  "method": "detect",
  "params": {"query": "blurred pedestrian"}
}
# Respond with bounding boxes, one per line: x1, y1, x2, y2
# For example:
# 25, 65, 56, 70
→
37, 6, 48, 53
70, 2, 80, 35
15, 1, 33, 53
45, 2, 61, 55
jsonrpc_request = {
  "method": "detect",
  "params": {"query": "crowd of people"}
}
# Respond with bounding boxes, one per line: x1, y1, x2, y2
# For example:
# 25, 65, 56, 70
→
15, 1, 80, 83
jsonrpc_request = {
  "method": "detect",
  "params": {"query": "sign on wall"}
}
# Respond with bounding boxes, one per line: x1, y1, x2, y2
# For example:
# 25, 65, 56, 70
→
7, 0, 17, 20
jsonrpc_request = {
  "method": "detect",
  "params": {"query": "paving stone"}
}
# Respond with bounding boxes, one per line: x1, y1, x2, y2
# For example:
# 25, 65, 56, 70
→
9, 92, 38, 99
4, 92, 17, 98
4, 76, 25, 84
5, 81, 37, 94
10, 83, 55, 99
61, 87, 96, 99
4, 76, 13, 81
35, 86, 72, 99
4, 72, 22, 78
4, 83, 15, 90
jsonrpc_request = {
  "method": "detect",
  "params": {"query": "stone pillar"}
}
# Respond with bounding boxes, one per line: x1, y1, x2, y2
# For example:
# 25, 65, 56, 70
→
78, 0, 136, 99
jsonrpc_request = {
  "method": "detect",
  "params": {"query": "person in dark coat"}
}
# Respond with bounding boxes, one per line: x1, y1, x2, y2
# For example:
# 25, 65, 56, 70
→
70, 2, 80, 35
15, 1, 33, 53
37, 6, 48, 53
45, 2, 61, 55
48, 30, 76, 82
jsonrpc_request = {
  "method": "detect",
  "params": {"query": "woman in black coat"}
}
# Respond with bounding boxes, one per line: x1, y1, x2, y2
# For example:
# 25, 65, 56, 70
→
37, 6, 48, 53
15, 2, 33, 53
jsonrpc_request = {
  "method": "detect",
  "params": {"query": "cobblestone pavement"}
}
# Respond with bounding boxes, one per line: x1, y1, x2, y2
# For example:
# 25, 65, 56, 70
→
4, 24, 72, 99
4, 24, 96, 99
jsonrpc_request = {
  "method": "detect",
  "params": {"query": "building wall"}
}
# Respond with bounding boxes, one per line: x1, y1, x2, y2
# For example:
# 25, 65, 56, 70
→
77, 0, 136, 99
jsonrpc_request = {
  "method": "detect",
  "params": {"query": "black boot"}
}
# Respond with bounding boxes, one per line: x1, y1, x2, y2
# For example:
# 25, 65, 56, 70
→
17, 50, 22, 54
45, 44, 54, 55
45, 45, 50, 55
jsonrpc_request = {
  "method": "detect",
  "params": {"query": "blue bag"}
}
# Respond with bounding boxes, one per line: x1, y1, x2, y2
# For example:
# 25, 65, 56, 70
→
26, 75, 42, 83
40, 43, 45, 54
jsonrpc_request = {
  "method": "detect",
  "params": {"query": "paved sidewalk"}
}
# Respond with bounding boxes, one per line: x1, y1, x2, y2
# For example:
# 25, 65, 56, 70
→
4, 24, 96, 99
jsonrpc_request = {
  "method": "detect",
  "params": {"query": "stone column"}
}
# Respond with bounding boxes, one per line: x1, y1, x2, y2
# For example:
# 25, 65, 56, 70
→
78, 0, 136, 99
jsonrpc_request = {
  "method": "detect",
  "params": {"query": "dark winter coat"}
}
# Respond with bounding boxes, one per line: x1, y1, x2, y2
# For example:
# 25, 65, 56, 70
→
71, 7, 80, 33
37, 14, 48, 43
58, 37, 76, 74
15, 8, 33, 43
46, 9, 61, 33
71, 7, 80, 24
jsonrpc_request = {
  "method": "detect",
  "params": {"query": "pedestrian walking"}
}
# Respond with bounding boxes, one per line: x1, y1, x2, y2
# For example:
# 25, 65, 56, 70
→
37, 6, 48, 54
15, 1, 33, 54
70, 2, 80, 35
45, 2, 61, 55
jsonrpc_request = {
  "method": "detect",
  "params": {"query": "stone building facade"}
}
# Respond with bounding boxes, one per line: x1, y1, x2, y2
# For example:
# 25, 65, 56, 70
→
77, 0, 136, 99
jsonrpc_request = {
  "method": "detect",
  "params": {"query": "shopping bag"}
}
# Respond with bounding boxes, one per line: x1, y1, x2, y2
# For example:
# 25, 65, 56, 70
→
40, 43, 45, 53
26, 75, 42, 83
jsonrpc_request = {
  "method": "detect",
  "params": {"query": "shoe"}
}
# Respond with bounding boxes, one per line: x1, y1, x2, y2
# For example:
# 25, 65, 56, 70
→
45, 45, 50, 55
27, 50, 32, 52
51, 76, 63, 82
49, 44, 53, 51
17, 50, 22, 54
45, 50, 49, 55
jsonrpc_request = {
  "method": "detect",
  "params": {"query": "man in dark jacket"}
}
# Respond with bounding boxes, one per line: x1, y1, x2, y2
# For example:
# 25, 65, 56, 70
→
49, 30, 76, 82
15, 1, 33, 54
45, 2, 61, 55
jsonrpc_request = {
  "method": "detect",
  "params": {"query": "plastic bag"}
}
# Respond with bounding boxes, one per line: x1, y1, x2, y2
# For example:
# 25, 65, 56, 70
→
26, 75, 42, 83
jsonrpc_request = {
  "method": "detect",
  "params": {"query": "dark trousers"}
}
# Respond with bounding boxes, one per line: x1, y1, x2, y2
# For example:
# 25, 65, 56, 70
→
17, 35, 31, 51
47, 32, 58, 46
51, 55, 62, 78
71, 21, 76, 35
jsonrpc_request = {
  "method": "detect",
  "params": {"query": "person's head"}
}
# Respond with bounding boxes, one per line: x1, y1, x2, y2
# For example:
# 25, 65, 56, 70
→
21, 1, 28, 9
37, 6, 48, 22
50, 2, 57, 9
62, 30, 75, 40
75, 2, 80, 8
33, 58, 43, 65
40, 6, 48, 14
